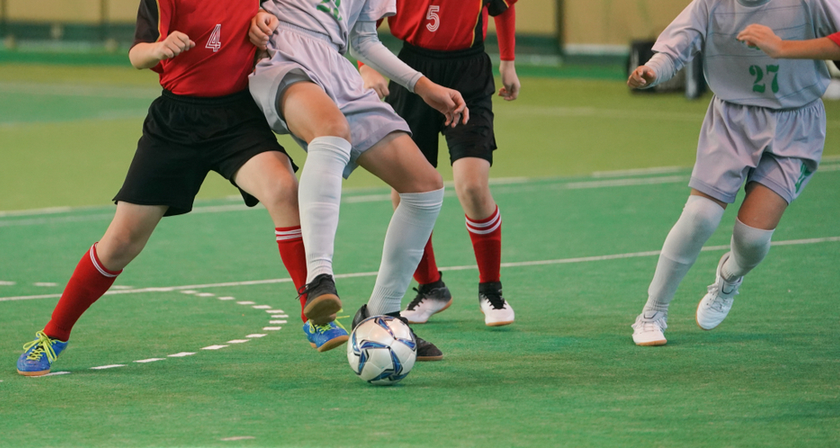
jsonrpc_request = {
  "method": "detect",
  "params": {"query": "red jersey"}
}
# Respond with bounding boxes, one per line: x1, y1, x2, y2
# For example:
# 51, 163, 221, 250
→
387, 0, 516, 59
132, 0, 258, 97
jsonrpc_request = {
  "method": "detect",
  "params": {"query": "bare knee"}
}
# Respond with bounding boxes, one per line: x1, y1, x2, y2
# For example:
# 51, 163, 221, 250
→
97, 231, 149, 270
313, 120, 351, 143
259, 175, 300, 213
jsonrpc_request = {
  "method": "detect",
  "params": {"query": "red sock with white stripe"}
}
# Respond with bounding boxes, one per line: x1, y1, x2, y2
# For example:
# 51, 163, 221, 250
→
413, 234, 441, 285
44, 243, 122, 341
466, 206, 502, 284
276, 226, 308, 322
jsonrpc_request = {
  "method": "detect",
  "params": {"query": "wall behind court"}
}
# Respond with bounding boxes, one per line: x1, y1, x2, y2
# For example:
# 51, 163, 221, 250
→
3, 0, 692, 49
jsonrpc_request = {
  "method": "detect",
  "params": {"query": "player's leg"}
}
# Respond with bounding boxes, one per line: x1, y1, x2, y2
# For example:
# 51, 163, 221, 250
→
385, 82, 452, 324
233, 151, 306, 308
452, 157, 513, 326
696, 183, 784, 330
355, 132, 445, 360
18, 203, 165, 376
234, 150, 349, 351
631, 190, 727, 346
278, 81, 351, 324
696, 99, 823, 331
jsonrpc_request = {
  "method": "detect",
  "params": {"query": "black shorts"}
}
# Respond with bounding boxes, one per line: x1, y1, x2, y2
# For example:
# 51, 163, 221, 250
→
386, 42, 496, 168
113, 89, 295, 216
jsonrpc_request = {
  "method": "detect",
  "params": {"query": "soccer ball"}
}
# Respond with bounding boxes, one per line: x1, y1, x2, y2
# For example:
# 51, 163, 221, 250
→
347, 315, 417, 385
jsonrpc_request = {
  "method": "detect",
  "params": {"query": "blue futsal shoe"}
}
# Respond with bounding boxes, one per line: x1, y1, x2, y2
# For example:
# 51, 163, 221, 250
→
303, 320, 349, 352
17, 331, 69, 377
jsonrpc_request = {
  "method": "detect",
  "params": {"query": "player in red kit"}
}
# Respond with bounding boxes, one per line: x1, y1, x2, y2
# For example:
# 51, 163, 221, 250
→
360, 0, 519, 327
16, 0, 349, 377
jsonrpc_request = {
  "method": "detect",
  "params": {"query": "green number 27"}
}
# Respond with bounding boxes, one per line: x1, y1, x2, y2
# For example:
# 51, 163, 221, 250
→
749, 64, 779, 94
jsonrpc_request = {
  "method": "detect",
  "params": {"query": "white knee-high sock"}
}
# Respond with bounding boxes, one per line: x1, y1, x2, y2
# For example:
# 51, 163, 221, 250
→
721, 218, 774, 281
298, 136, 351, 283
643, 195, 725, 313
367, 188, 444, 315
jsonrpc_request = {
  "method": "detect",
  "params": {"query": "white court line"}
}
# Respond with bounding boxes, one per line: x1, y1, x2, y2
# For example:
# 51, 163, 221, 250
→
3, 235, 838, 303
3, 166, 840, 227
202, 345, 228, 350
90, 365, 125, 370
135, 358, 165, 363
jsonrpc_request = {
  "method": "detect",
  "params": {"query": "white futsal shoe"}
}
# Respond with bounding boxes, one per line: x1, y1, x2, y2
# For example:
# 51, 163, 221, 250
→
631, 310, 668, 346
696, 253, 742, 330
478, 282, 514, 326
401, 274, 453, 324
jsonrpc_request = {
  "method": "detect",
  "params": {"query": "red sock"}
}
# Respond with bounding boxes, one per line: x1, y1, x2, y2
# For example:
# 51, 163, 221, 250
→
44, 244, 122, 341
466, 206, 502, 284
276, 226, 308, 323
413, 234, 441, 285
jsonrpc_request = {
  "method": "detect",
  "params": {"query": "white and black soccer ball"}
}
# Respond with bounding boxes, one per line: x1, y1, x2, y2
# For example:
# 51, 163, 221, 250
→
347, 315, 417, 385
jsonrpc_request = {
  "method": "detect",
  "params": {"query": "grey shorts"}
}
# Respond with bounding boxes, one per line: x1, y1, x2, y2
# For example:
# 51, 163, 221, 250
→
248, 22, 411, 178
690, 96, 824, 204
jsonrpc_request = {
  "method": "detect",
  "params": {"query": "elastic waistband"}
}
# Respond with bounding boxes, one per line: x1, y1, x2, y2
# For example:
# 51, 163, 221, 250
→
402, 41, 485, 59
161, 89, 252, 106
277, 21, 340, 51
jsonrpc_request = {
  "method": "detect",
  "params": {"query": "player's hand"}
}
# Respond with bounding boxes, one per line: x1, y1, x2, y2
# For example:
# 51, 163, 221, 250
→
627, 65, 657, 89
360, 64, 390, 99
156, 31, 195, 61
737, 24, 782, 58
414, 77, 470, 127
250, 10, 279, 50
498, 60, 520, 101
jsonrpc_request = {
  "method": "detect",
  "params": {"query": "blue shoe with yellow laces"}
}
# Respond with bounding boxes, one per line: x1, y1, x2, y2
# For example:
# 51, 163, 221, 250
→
17, 331, 69, 376
303, 320, 349, 352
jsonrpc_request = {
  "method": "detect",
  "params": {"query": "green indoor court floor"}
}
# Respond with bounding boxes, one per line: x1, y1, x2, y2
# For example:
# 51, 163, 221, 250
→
1, 64, 839, 447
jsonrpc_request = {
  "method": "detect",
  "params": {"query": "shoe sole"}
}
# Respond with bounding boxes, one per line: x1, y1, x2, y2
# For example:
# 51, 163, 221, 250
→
405, 299, 453, 324
634, 339, 667, 346
303, 294, 342, 323
17, 369, 50, 376
485, 319, 514, 327
310, 335, 349, 352
479, 308, 514, 327
417, 354, 444, 361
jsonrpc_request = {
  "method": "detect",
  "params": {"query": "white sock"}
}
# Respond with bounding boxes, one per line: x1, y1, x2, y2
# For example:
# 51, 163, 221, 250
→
643, 195, 724, 313
298, 136, 351, 283
721, 218, 774, 281
367, 188, 444, 315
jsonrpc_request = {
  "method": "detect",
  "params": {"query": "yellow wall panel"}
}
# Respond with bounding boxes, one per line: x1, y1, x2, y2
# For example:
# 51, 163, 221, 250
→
564, 0, 691, 45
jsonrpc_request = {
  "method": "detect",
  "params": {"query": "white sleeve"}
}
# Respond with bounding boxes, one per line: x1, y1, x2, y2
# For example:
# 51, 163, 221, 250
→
646, 0, 707, 88
349, 20, 423, 93
812, 0, 840, 38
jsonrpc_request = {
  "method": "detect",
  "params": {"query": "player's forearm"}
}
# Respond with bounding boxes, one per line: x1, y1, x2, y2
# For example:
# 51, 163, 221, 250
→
129, 42, 163, 70
774, 37, 840, 59
642, 53, 677, 88
349, 21, 422, 92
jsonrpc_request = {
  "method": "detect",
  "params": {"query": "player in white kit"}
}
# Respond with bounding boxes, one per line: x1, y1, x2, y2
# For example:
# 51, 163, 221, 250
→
627, 0, 840, 346
248, 0, 469, 360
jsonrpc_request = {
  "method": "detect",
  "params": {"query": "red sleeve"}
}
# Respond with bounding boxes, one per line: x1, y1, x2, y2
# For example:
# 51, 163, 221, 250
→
828, 32, 840, 47
494, 5, 515, 61
133, 0, 171, 73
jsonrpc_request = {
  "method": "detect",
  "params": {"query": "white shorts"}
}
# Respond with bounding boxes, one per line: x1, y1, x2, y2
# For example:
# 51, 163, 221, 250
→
249, 22, 411, 178
690, 96, 824, 204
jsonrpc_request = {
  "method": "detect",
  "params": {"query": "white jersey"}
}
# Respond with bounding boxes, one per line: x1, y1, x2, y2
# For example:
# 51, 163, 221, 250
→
261, 0, 396, 54
647, 0, 840, 109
